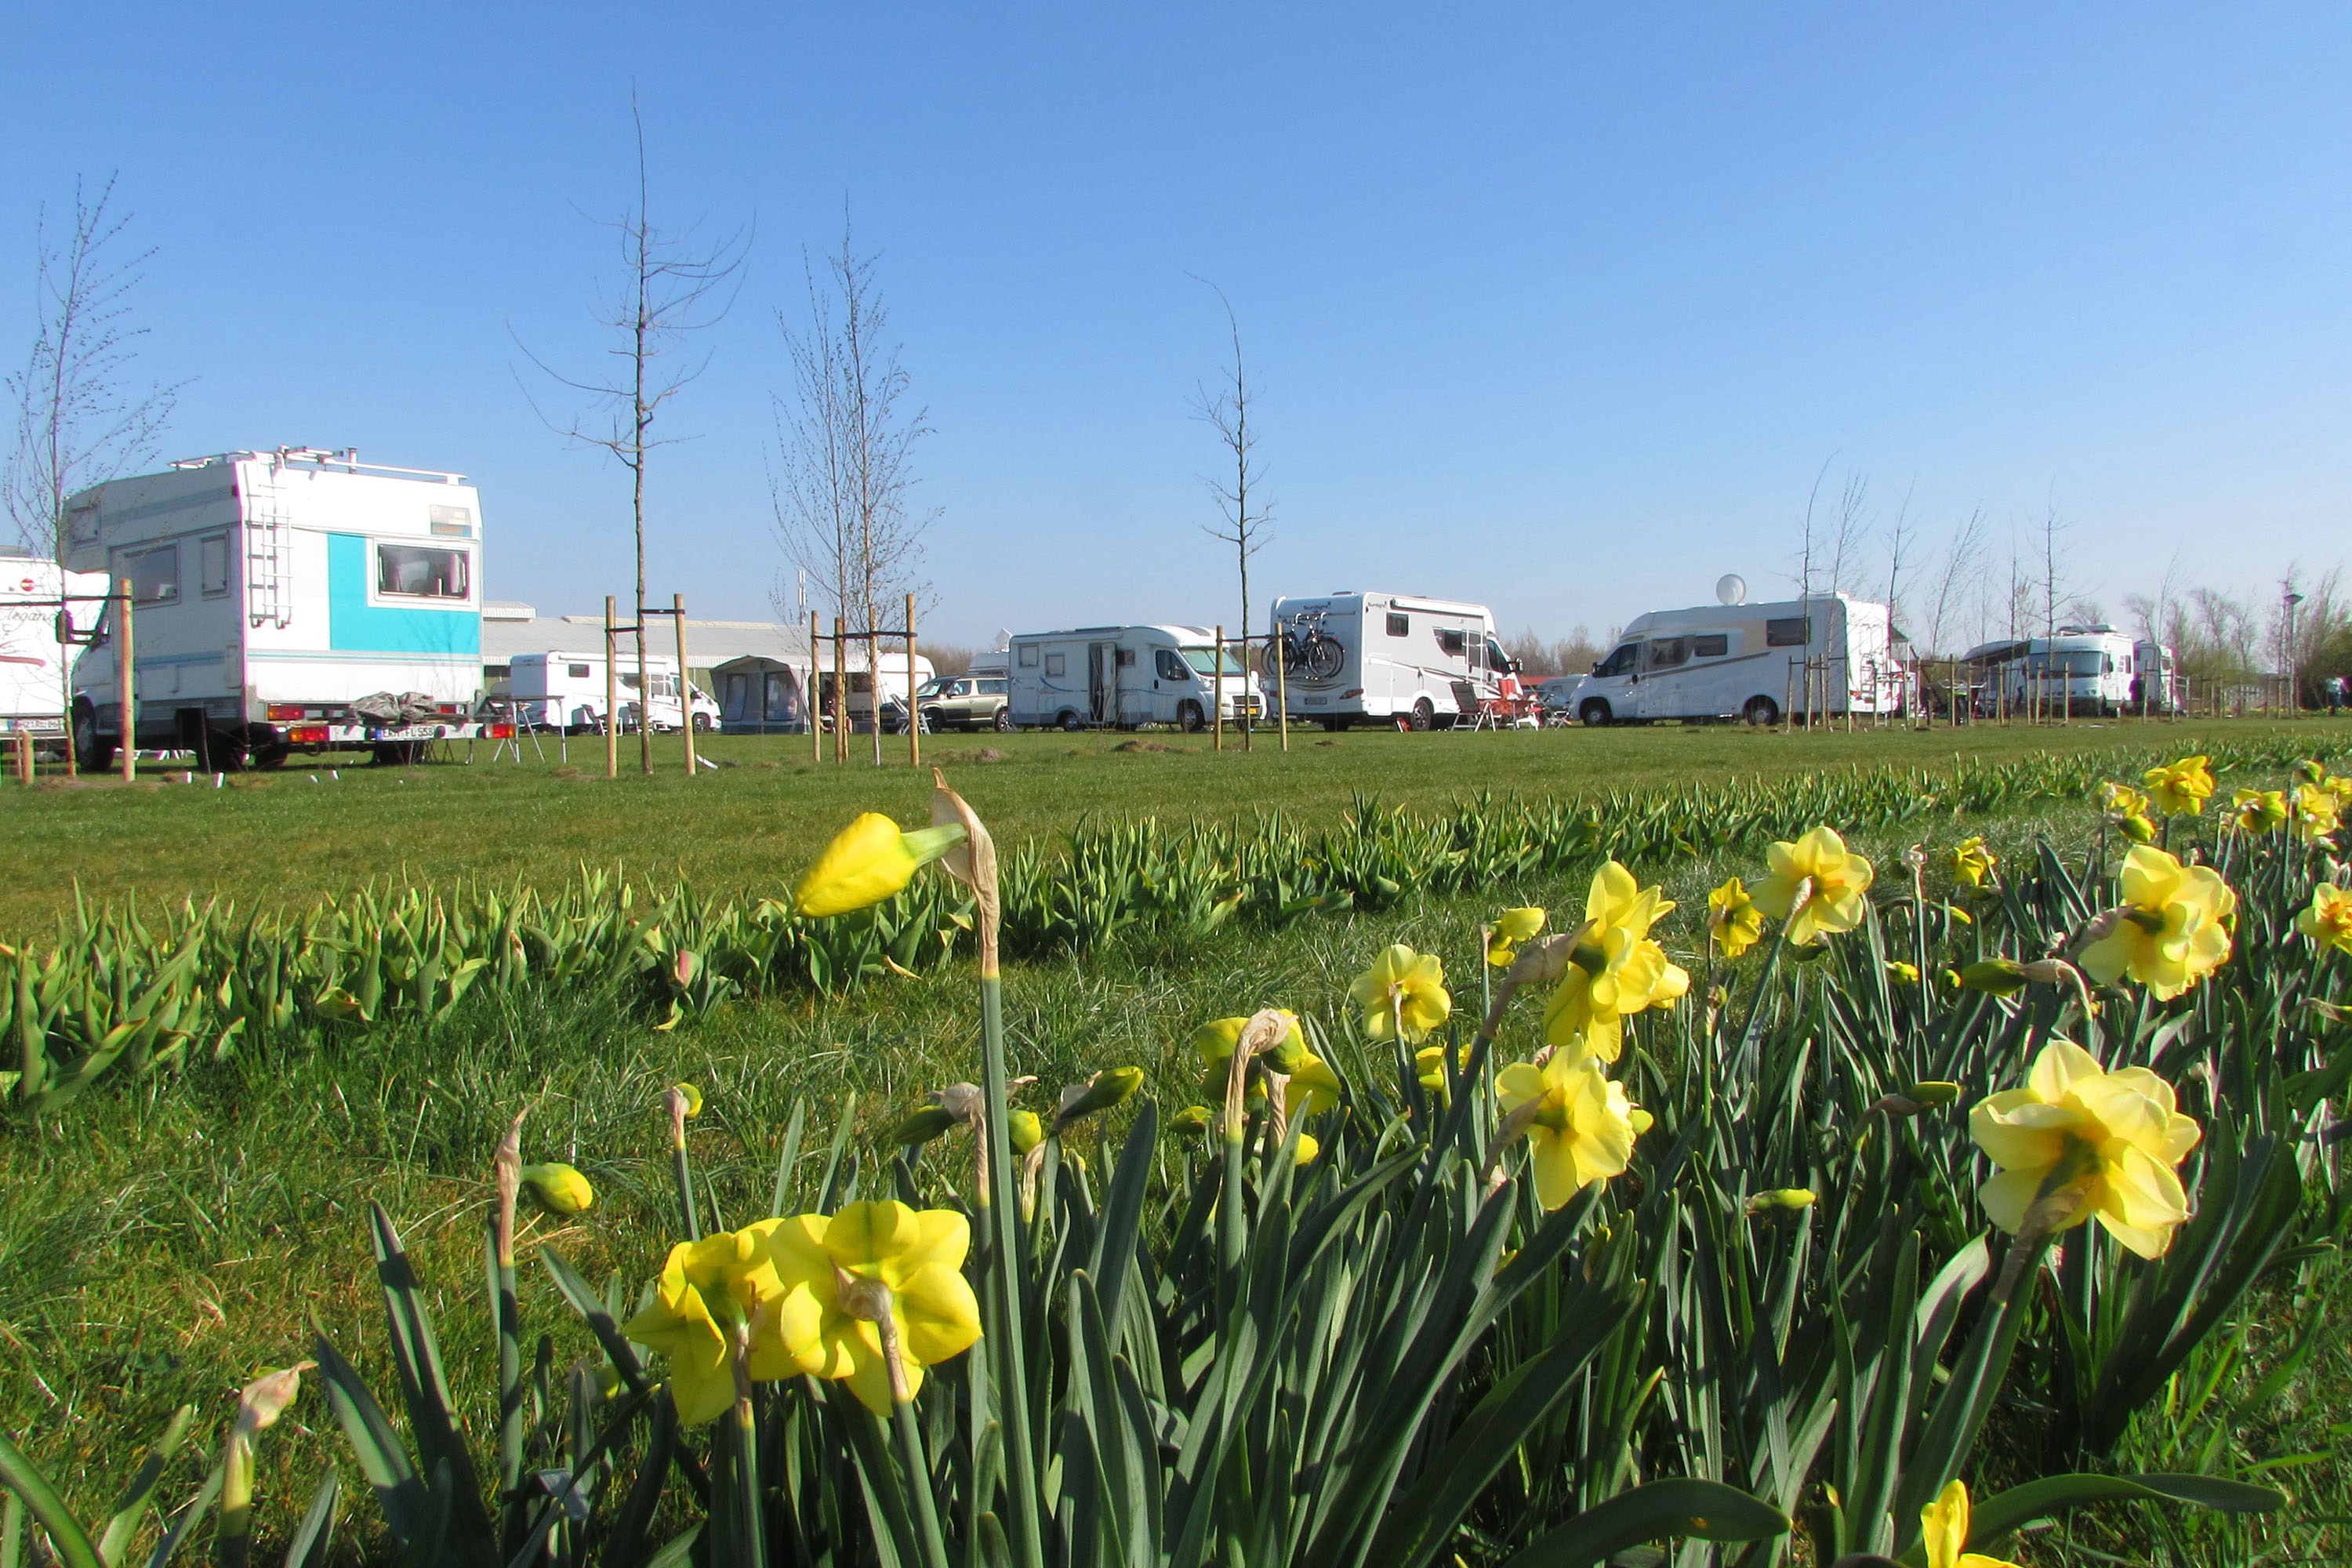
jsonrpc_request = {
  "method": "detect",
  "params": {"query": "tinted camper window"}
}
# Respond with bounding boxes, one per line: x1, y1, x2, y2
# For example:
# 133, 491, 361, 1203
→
1386, 612, 1410, 637
1436, 629, 1468, 656
1645, 638, 1689, 670
1018, 645, 1039, 666
378, 543, 470, 599
201, 535, 230, 597
1766, 617, 1810, 648
568, 663, 591, 678
1045, 653, 1065, 676
1693, 634, 1729, 658
123, 545, 179, 605
1156, 649, 1186, 681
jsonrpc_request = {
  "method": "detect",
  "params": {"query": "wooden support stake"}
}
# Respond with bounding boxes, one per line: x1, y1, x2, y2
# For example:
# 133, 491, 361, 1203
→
674, 593, 698, 777
832, 616, 846, 763
604, 596, 619, 779
906, 593, 920, 769
119, 585, 136, 782
1276, 631, 1289, 752
1213, 625, 1225, 751
810, 610, 822, 762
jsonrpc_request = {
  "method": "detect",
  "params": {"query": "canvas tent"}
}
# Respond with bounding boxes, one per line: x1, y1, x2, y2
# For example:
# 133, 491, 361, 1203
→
713, 655, 810, 734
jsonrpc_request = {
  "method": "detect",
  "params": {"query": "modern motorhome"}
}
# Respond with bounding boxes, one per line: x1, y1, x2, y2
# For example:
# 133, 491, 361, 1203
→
1007, 625, 1257, 731
501, 651, 719, 733
1958, 626, 2172, 717
1566, 590, 1903, 725
0, 552, 112, 751
64, 448, 505, 767
1268, 591, 1507, 730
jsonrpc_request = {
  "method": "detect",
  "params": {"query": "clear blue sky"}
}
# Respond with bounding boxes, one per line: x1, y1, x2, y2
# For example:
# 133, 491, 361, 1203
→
7, 3, 2348, 650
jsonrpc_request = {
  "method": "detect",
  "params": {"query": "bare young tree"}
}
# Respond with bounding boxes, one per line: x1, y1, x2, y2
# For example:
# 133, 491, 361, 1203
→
2038, 500, 2070, 638
770, 216, 934, 764
1922, 506, 1988, 655
1826, 470, 1871, 597
5, 174, 180, 561
1189, 277, 1269, 743
518, 100, 747, 775
1879, 480, 1915, 631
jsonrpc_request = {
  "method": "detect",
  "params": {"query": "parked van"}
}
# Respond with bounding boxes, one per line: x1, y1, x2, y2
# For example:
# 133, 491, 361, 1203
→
1007, 625, 1256, 731
1567, 591, 1901, 726
503, 650, 718, 733
1268, 591, 1508, 730
0, 551, 113, 751
1958, 626, 2169, 717
64, 448, 505, 767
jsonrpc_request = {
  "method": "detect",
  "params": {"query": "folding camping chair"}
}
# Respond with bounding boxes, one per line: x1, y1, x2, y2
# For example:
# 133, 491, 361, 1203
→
1450, 680, 1501, 731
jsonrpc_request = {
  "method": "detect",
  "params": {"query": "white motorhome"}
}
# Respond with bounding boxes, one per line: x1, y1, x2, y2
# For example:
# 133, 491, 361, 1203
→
64, 449, 504, 767
1269, 591, 1507, 730
0, 552, 113, 750
1566, 590, 1902, 726
1959, 626, 2169, 717
503, 651, 719, 733
1007, 625, 1256, 731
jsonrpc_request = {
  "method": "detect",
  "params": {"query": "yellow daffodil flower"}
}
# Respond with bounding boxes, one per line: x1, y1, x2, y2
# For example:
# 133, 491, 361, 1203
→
1485, 906, 1547, 968
1920, 1479, 2024, 1568
1496, 1053, 1651, 1210
1541, 862, 1689, 1061
2298, 884, 2352, 956
1748, 826, 1875, 946
2289, 783, 2341, 844
1707, 877, 1764, 960
760, 1201, 982, 1416
2078, 844, 2235, 1000
625, 1224, 810, 1425
519, 1162, 595, 1215
1950, 837, 1997, 889
1007, 1109, 1044, 1154
2099, 781, 2151, 817
2230, 787, 2288, 833
1969, 1040, 2201, 1259
1350, 944, 1452, 1044
1294, 1133, 1321, 1166
1191, 1012, 1304, 1066
2143, 755, 2216, 817
1285, 1054, 1343, 1120
793, 813, 969, 918
1886, 960, 1921, 984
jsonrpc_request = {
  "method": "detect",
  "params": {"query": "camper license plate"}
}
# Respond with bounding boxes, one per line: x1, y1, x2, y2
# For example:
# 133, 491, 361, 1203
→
370, 724, 445, 741
1304, 695, 1327, 706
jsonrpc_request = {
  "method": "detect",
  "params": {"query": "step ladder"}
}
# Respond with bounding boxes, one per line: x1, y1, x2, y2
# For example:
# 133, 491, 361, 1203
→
245, 477, 292, 629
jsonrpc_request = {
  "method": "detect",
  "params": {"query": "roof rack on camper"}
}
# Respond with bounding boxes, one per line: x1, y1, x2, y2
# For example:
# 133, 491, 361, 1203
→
167, 448, 468, 485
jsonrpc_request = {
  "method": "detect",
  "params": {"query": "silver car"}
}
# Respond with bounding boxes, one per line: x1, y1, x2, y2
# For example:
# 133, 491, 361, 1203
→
919, 675, 1012, 732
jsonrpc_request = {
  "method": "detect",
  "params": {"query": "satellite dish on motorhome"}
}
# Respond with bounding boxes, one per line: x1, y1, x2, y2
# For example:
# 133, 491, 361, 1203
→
994, 628, 1011, 652
1716, 574, 1748, 607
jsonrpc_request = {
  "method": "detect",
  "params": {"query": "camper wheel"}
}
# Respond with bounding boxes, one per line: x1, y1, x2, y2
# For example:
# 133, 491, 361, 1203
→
1406, 699, 1436, 732
1058, 710, 1085, 733
1742, 695, 1779, 728
71, 700, 115, 773
692, 713, 713, 732
372, 740, 426, 767
1176, 701, 1205, 733
993, 707, 1014, 733
1578, 699, 1612, 728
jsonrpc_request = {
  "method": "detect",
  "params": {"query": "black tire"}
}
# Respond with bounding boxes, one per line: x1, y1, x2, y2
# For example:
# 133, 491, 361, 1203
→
250, 746, 290, 770
1320, 717, 1343, 732
372, 740, 425, 767
1578, 699, 1612, 728
1408, 699, 1435, 732
1176, 700, 1205, 733
691, 713, 713, 733
992, 707, 1013, 733
1058, 710, 1084, 733
71, 701, 115, 773
1743, 695, 1779, 728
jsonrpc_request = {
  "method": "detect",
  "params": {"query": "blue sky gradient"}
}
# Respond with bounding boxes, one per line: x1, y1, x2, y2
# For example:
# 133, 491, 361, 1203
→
6, 4, 2347, 648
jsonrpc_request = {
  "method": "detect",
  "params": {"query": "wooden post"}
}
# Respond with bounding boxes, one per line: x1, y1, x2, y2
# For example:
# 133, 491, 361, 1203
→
118, 584, 136, 782
1240, 633, 1251, 751
1213, 625, 1225, 751
810, 610, 822, 762
59, 588, 76, 779
832, 615, 846, 764
673, 593, 697, 777
906, 593, 920, 769
604, 596, 619, 779
1276, 630, 1290, 752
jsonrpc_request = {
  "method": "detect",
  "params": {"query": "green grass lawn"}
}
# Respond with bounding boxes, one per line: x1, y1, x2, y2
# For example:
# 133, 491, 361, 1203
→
2, 716, 2337, 938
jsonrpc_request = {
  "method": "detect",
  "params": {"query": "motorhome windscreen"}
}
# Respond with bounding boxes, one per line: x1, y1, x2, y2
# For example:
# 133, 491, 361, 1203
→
377, 543, 470, 599
1181, 647, 1247, 676
2028, 652, 2108, 677
1595, 644, 1638, 677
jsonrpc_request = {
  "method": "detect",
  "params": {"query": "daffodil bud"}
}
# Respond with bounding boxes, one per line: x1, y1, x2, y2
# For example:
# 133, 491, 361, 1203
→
1745, 1188, 1817, 1215
1054, 1066, 1145, 1131
671, 1083, 704, 1116
520, 1162, 596, 1215
794, 814, 970, 919
1904, 1081, 1962, 1107
2119, 813, 2156, 844
2016, 958, 2075, 986
1293, 1134, 1320, 1166
931, 1082, 985, 1123
1008, 1109, 1044, 1154
1170, 1105, 1212, 1134
1265, 1030, 1313, 1076
887, 1107, 960, 1146
1885, 960, 1920, 983
1956, 958, 2028, 995
1507, 931, 1580, 986
2296, 758, 2326, 785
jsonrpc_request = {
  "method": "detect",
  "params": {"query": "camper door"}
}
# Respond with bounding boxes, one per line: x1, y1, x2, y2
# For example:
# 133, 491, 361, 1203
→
1584, 639, 1639, 720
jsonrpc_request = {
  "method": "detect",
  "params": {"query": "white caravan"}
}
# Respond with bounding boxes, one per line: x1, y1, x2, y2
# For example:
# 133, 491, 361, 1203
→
503, 651, 719, 733
66, 449, 504, 768
1269, 591, 1507, 730
1007, 625, 1256, 731
1, 552, 114, 750
1566, 590, 1902, 726
1958, 626, 2167, 717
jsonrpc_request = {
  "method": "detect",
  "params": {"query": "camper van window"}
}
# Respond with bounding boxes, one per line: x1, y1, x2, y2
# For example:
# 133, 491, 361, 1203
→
1182, 646, 1247, 677
200, 535, 230, 597
568, 663, 591, 678
982, 678, 1007, 694
1116, 648, 1136, 667
68, 503, 98, 544
1692, 633, 1730, 659
621, 673, 641, 691
1044, 652, 1065, 677
1595, 643, 1639, 677
1155, 649, 1187, 681
1386, 612, 1410, 637
1645, 637, 1690, 670
1765, 617, 1809, 648
122, 545, 179, 605
1436, 629, 1468, 657
377, 543, 470, 600
1018, 645, 1038, 666
1484, 637, 1511, 673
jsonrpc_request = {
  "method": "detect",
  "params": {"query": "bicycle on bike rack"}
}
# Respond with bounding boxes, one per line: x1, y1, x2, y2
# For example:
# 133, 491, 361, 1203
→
1277, 611, 1347, 681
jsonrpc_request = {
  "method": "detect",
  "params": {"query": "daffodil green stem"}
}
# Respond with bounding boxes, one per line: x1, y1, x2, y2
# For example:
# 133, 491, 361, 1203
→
671, 1142, 700, 1243
977, 968, 1044, 1568
891, 1399, 953, 1568
487, 1220, 524, 1557
217, 1432, 254, 1568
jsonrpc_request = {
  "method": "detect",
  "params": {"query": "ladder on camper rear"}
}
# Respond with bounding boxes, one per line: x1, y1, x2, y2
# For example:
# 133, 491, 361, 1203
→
245, 477, 292, 629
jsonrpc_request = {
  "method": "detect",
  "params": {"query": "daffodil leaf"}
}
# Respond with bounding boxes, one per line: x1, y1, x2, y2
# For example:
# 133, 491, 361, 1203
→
309, 1330, 422, 1546
0, 1428, 101, 1568
281, 1471, 339, 1568
1898, 1472, 2285, 1566
1497, 1478, 1788, 1567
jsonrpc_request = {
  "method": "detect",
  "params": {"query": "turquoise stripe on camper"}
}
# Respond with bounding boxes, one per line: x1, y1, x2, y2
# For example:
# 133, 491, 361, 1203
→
326, 533, 481, 655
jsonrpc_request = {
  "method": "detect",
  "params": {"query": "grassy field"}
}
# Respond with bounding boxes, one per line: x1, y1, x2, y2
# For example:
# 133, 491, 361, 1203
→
1, 716, 2337, 936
